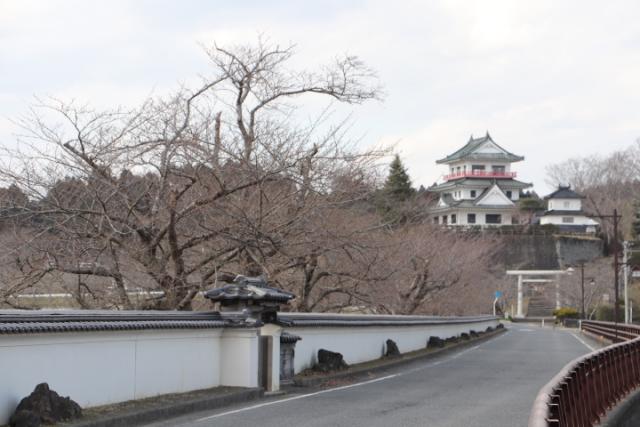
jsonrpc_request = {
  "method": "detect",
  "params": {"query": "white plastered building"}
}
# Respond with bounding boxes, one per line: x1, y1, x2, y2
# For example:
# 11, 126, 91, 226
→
539, 186, 599, 233
428, 132, 532, 227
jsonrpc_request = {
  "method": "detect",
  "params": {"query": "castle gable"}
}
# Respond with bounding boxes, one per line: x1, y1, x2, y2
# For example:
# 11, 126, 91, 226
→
475, 184, 514, 206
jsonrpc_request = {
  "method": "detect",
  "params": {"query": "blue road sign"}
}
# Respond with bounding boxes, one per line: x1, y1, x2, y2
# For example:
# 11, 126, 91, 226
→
495, 291, 503, 298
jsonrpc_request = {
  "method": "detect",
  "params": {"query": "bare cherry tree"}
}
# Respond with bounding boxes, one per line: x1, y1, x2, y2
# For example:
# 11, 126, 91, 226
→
0, 38, 386, 310
366, 225, 501, 315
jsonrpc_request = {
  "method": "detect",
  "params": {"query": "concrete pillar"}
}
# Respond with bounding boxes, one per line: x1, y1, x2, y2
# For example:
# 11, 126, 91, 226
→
220, 328, 259, 388
259, 324, 282, 392
555, 275, 561, 309
516, 275, 524, 318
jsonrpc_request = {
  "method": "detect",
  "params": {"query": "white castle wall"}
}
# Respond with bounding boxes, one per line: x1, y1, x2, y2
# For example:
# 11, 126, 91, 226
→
0, 328, 258, 424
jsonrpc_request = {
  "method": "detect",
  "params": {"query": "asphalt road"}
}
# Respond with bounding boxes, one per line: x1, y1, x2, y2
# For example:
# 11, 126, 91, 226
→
144, 324, 596, 427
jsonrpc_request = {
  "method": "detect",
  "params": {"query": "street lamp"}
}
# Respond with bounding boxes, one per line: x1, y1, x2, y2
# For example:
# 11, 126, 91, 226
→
587, 279, 596, 319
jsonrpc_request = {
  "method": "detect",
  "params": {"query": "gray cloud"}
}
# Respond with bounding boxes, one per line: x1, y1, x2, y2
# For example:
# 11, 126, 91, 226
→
1, 0, 639, 194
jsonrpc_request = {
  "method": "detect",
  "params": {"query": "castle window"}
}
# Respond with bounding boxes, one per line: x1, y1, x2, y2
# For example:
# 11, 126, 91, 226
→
467, 213, 476, 224
451, 214, 457, 224
486, 214, 502, 224
470, 190, 477, 198
506, 191, 512, 199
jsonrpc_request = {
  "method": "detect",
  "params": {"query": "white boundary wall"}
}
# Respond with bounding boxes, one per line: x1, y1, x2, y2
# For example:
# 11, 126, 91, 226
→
288, 318, 498, 374
0, 314, 498, 424
0, 328, 258, 424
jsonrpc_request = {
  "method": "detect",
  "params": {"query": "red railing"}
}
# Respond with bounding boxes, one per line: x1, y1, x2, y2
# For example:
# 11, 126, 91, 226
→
529, 320, 640, 427
443, 170, 517, 181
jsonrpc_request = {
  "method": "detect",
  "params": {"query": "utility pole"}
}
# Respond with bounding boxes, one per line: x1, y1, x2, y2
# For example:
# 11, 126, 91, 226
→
580, 262, 585, 320
624, 241, 630, 324
614, 209, 620, 338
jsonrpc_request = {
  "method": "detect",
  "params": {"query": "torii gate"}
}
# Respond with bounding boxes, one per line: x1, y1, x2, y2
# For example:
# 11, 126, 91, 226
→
506, 270, 570, 318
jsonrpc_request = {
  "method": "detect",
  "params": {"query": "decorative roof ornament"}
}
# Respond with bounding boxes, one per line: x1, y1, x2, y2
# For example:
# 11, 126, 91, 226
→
204, 275, 295, 323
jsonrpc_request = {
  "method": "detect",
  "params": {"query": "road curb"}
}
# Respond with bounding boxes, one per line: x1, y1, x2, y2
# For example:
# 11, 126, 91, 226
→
293, 327, 507, 388
59, 388, 263, 427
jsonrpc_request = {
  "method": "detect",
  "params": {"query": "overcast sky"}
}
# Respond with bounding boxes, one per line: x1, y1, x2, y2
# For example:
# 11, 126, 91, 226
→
2, 0, 640, 194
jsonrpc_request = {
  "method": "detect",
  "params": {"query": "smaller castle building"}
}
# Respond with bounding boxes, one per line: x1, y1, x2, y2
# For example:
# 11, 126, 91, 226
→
540, 186, 598, 233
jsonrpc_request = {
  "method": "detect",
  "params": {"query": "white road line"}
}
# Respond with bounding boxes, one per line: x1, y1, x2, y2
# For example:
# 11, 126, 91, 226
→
570, 332, 596, 351
489, 330, 510, 340
196, 374, 398, 422
450, 345, 480, 359
196, 335, 500, 422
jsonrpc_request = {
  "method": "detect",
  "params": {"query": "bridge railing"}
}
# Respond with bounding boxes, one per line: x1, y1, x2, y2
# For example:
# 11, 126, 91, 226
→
529, 320, 640, 427
581, 319, 640, 342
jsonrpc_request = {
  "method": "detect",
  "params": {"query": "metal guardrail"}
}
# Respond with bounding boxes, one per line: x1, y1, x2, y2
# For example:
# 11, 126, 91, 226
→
581, 320, 640, 343
529, 320, 640, 427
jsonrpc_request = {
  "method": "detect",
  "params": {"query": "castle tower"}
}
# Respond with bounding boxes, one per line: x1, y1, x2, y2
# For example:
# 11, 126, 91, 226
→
429, 132, 532, 226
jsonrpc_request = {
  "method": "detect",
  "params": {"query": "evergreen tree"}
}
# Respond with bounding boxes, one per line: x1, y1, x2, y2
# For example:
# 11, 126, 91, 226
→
375, 155, 417, 224
382, 154, 415, 201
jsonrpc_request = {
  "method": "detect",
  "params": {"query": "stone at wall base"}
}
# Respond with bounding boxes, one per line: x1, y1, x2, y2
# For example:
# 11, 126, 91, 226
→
385, 339, 400, 357
428, 336, 445, 348
315, 349, 349, 372
11, 383, 82, 426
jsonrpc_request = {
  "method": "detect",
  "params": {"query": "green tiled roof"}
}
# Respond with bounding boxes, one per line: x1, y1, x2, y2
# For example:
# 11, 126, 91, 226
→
436, 133, 524, 164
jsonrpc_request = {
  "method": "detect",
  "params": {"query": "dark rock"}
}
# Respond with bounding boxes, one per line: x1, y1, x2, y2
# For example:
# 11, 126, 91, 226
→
12, 383, 81, 425
460, 333, 470, 341
470, 330, 479, 338
496, 323, 505, 329
9, 410, 41, 427
445, 336, 459, 344
427, 336, 445, 348
485, 326, 494, 333
315, 349, 349, 372
385, 339, 400, 357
